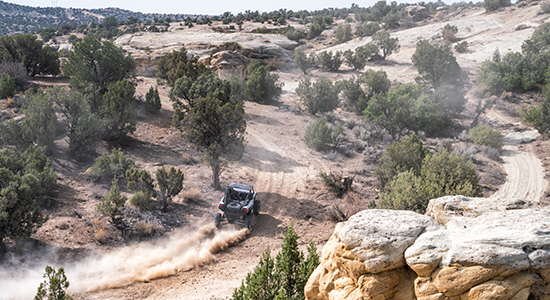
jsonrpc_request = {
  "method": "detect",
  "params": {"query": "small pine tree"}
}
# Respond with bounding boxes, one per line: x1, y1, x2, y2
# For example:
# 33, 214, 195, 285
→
231, 222, 319, 300
145, 86, 162, 113
274, 221, 304, 298
96, 177, 127, 225
34, 266, 73, 300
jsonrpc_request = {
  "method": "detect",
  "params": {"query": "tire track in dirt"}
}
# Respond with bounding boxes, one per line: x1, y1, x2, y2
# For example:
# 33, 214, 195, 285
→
490, 130, 547, 202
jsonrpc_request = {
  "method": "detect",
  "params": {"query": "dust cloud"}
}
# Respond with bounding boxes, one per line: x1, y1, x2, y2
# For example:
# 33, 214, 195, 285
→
0, 224, 247, 299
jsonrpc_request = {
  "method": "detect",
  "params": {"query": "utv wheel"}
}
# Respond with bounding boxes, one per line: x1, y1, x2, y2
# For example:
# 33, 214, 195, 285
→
244, 215, 252, 231
253, 200, 261, 216
214, 213, 222, 228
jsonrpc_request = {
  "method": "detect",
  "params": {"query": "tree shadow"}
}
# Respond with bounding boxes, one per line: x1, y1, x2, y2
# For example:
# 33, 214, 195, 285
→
241, 145, 304, 173
247, 114, 282, 126
256, 192, 329, 222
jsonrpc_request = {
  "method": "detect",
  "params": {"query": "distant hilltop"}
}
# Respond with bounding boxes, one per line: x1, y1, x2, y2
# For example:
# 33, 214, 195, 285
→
0, 0, 205, 36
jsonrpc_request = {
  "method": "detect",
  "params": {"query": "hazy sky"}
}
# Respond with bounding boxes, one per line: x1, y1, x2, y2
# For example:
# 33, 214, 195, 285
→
6, 0, 437, 15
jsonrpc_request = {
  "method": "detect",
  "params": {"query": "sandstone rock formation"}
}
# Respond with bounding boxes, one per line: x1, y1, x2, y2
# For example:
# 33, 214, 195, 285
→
114, 31, 298, 78
305, 196, 550, 300
405, 5, 430, 21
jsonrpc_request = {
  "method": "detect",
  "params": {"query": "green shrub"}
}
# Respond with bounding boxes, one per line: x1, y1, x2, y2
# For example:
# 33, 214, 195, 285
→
0, 73, 15, 98
0, 90, 58, 154
468, 124, 504, 150
282, 25, 306, 41
374, 134, 430, 188
483, 0, 510, 12
412, 40, 463, 90
129, 190, 153, 211
307, 15, 329, 40
355, 22, 380, 37
454, 41, 468, 53
443, 23, 458, 42
371, 31, 400, 60
340, 76, 369, 114
317, 51, 343, 72
296, 77, 340, 115
0, 61, 29, 92
101, 80, 137, 140
420, 149, 483, 201
521, 94, 550, 138
49, 88, 102, 160
343, 44, 378, 71
145, 86, 161, 113
304, 117, 333, 151
89, 148, 135, 181
0, 146, 56, 245
294, 47, 313, 74
379, 149, 482, 214
379, 170, 427, 213
335, 24, 353, 44
126, 166, 184, 211
96, 177, 127, 224
244, 60, 283, 103
156, 47, 210, 86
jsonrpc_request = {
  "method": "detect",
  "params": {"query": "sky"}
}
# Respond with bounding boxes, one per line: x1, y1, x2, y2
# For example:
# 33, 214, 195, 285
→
5, 0, 444, 15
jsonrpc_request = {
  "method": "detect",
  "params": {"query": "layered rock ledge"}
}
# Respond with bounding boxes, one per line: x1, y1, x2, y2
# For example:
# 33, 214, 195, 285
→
114, 31, 298, 78
305, 196, 550, 300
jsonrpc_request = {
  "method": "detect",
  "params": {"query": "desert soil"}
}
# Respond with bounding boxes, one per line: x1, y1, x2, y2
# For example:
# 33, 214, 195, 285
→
2, 3, 550, 300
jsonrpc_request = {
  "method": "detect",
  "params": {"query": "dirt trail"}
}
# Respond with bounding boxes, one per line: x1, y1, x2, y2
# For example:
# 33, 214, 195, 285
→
486, 109, 548, 203
490, 130, 547, 202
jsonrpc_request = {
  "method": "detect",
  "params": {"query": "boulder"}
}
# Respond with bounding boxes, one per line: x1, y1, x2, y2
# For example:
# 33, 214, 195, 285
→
305, 196, 550, 300
405, 5, 430, 21
515, 22, 538, 31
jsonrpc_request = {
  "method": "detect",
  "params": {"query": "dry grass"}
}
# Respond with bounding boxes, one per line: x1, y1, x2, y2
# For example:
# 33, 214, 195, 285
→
181, 188, 202, 202
5, 97, 14, 108
136, 221, 153, 236
92, 218, 110, 243
181, 153, 195, 165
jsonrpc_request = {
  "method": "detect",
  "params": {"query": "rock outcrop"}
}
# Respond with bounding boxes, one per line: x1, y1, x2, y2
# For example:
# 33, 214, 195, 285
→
114, 31, 298, 78
305, 196, 550, 300
405, 5, 430, 21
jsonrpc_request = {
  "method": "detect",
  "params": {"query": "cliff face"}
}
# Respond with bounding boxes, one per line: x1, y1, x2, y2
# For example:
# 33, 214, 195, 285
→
305, 196, 550, 300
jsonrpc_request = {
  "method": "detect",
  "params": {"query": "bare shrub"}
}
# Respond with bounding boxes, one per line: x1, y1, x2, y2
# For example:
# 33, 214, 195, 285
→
542, 0, 550, 13
319, 171, 354, 197
453, 143, 479, 159
181, 188, 202, 202
136, 221, 153, 236
345, 119, 359, 129
482, 146, 501, 161
351, 140, 368, 153
322, 111, 339, 124
353, 126, 370, 141
458, 130, 470, 141
438, 138, 454, 152
181, 152, 195, 165
328, 193, 370, 221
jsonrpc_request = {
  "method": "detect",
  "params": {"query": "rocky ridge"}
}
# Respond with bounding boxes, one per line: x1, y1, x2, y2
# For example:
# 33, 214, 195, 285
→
114, 30, 298, 78
305, 196, 550, 300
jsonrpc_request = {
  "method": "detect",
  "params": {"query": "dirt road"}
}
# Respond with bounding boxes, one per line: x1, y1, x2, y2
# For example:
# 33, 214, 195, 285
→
490, 130, 547, 203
